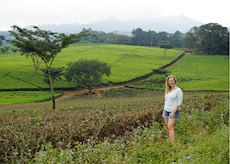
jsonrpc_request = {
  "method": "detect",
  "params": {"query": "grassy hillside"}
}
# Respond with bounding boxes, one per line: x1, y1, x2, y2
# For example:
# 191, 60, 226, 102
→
129, 54, 229, 91
167, 54, 229, 91
0, 44, 183, 89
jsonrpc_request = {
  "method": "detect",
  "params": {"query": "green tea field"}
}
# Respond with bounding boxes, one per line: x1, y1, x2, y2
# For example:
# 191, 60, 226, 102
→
129, 54, 229, 91
0, 44, 183, 90
0, 89, 228, 163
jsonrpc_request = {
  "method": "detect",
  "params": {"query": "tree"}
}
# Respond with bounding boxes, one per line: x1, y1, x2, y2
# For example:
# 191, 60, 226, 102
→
80, 31, 107, 43
0, 35, 5, 46
171, 31, 185, 47
197, 23, 229, 54
184, 23, 229, 55
183, 26, 199, 51
42, 67, 64, 85
132, 28, 144, 45
9, 25, 90, 109
104, 33, 131, 45
157, 32, 171, 44
65, 60, 111, 93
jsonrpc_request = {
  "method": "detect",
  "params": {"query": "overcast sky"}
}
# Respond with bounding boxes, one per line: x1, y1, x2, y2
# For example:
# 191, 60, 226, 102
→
1, 0, 229, 30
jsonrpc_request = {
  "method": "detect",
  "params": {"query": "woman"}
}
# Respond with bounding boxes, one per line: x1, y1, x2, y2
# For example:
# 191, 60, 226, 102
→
162, 75, 183, 143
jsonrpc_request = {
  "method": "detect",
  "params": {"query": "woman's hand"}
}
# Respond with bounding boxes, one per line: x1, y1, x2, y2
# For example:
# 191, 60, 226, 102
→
169, 112, 175, 118
162, 110, 165, 117
177, 105, 182, 111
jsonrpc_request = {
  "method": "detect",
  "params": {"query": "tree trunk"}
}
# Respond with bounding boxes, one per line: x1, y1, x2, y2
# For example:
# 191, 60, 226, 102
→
47, 67, 55, 109
88, 86, 92, 93
52, 95, 55, 109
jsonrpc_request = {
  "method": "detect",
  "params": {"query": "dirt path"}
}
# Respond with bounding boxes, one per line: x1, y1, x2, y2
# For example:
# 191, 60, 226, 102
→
0, 85, 125, 110
61, 85, 124, 99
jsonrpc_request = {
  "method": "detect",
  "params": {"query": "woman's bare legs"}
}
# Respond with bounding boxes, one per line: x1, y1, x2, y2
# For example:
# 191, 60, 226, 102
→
163, 118, 169, 138
167, 118, 175, 143
163, 116, 176, 143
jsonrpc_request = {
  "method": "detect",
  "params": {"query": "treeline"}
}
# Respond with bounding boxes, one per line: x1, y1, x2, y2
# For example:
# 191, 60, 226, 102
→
1, 23, 229, 55
184, 23, 229, 55
80, 31, 132, 45
79, 29, 184, 48
80, 23, 229, 55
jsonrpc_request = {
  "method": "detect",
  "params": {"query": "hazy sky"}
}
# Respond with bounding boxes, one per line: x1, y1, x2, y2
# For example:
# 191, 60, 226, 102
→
1, 0, 229, 30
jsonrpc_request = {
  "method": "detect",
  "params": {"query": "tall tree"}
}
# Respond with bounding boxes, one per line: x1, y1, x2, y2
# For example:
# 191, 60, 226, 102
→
9, 25, 90, 109
184, 23, 229, 55
65, 60, 111, 93
197, 23, 229, 54
183, 26, 199, 51
132, 28, 144, 45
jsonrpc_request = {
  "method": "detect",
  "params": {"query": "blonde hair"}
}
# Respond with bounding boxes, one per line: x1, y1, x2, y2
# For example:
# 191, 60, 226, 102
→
165, 75, 177, 94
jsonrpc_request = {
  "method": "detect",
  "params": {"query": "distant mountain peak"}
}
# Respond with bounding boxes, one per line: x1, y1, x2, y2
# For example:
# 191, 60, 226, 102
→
1, 16, 203, 35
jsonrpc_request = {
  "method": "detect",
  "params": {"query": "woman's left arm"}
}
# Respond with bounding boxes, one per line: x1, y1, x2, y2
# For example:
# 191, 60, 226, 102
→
176, 89, 183, 111
171, 90, 183, 113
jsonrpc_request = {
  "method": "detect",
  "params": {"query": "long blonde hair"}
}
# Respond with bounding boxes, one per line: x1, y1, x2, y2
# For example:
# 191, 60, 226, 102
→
165, 75, 177, 94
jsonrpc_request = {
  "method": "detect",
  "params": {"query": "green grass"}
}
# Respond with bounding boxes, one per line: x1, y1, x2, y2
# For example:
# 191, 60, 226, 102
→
0, 91, 61, 104
168, 54, 229, 91
129, 54, 229, 91
0, 44, 183, 89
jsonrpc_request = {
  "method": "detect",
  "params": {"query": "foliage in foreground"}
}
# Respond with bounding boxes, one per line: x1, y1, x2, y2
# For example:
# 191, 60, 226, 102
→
0, 91, 228, 163
33, 93, 229, 163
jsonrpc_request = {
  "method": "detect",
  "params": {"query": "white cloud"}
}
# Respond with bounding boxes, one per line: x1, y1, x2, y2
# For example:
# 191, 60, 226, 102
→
0, 0, 229, 30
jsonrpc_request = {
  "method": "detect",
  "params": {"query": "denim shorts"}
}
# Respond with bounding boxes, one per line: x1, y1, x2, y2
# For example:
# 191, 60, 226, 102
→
163, 110, 180, 120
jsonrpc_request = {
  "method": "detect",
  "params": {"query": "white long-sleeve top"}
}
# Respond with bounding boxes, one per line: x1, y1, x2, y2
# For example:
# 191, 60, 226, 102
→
164, 87, 183, 112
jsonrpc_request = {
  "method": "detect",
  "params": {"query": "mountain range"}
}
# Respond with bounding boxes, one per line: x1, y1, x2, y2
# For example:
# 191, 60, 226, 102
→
38, 15, 203, 35
1, 15, 203, 39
